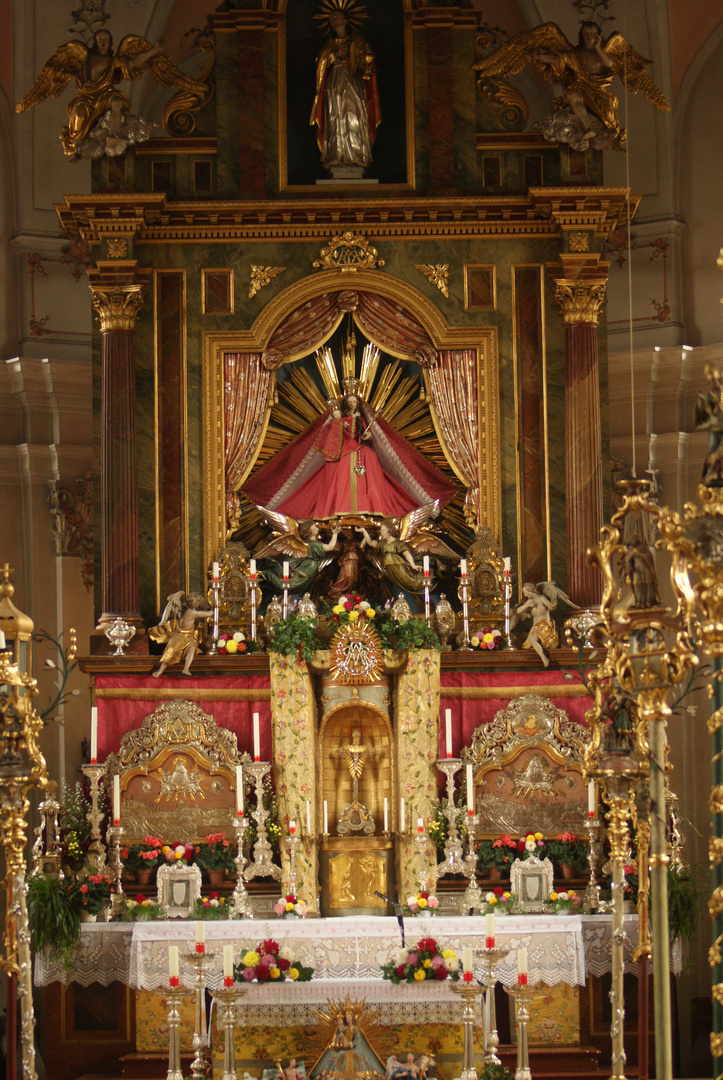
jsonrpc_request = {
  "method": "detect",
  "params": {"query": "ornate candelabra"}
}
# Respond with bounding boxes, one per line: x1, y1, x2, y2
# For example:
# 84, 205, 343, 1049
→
505, 985, 540, 1080
285, 830, 301, 895
81, 761, 108, 874
207, 572, 220, 655
249, 567, 258, 643
183, 950, 215, 1080
165, 987, 187, 1080
107, 823, 126, 916
31, 780, 63, 878
451, 982, 485, 1080
211, 987, 246, 1080
433, 759, 468, 878
503, 568, 515, 649
582, 815, 605, 914
229, 815, 253, 918
456, 571, 473, 650
476, 945, 511, 1064
243, 762, 281, 881
461, 812, 484, 914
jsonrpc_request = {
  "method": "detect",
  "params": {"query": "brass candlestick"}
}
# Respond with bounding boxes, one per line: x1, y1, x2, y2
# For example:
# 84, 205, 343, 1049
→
229, 815, 253, 918
211, 987, 246, 1080
165, 987, 187, 1080
81, 761, 108, 874
582, 815, 604, 914
452, 982, 484, 1080
107, 824, 125, 916
244, 762, 281, 882
182, 950, 215, 1080
433, 759, 468, 878
476, 945, 511, 1064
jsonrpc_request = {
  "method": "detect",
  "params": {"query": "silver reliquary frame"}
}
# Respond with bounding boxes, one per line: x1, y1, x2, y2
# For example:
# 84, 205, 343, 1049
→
157, 861, 202, 918
510, 856, 554, 912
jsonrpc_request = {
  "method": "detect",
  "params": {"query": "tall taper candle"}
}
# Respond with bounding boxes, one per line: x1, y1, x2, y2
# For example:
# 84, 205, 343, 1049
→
517, 946, 528, 985
445, 708, 452, 757
195, 922, 205, 952
306, 799, 311, 834
466, 763, 474, 812
383, 797, 389, 832
504, 557, 511, 572
169, 945, 179, 986
462, 946, 473, 981
90, 706, 98, 763
113, 774, 120, 824
236, 765, 244, 814
400, 798, 406, 833
253, 712, 260, 760
588, 779, 596, 817
485, 911, 495, 947
223, 944, 234, 986
323, 800, 329, 835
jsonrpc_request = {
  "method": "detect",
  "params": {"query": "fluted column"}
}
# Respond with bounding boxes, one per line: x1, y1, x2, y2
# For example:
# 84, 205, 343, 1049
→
90, 284, 145, 627
554, 277, 607, 608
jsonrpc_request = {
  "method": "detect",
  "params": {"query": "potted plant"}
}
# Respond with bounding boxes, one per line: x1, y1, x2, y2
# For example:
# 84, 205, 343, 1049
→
67, 873, 114, 921
274, 893, 308, 918
27, 874, 81, 969
478, 834, 519, 880
194, 833, 236, 886
119, 894, 165, 921
121, 836, 163, 885
267, 612, 322, 661
547, 832, 588, 878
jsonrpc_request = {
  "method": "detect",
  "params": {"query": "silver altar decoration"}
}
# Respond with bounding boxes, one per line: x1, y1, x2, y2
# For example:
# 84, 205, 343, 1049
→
31, 781, 63, 878
244, 761, 282, 881
451, 982, 484, 1080
183, 949, 215, 1080
509, 856, 554, 912
107, 823, 125, 917
211, 987, 247, 1080
432, 758, 469, 879
477, 945, 511, 1064
81, 761, 108, 874
229, 815, 253, 918
104, 616, 136, 655
165, 987, 187, 1080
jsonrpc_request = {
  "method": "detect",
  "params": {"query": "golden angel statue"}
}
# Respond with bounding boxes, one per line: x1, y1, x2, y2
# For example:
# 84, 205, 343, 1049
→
253, 511, 342, 594
16, 28, 211, 159
149, 591, 214, 678
356, 504, 458, 595
473, 20, 670, 151
511, 580, 575, 666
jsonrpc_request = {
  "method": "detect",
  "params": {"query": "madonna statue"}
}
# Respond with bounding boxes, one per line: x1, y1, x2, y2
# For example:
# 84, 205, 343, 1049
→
243, 389, 456, 519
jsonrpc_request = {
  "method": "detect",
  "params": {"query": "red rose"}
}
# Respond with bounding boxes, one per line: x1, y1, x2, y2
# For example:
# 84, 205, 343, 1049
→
286, 895, 295, 903
278, 957, 290, 971
434, 967, 447, 980
344, 601, 353, 611
493, 887, 504, 897
420, 891, 429, 899
395, 964, 406, 978
517, 840, 526, 851
209, 892, 220, 900
80, 884, 89, 893
134, 894, 146, 903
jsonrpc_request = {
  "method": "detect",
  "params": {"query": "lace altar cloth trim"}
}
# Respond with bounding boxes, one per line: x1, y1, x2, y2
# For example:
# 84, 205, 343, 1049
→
34, 924, 134, 988
581, 915, 682, 977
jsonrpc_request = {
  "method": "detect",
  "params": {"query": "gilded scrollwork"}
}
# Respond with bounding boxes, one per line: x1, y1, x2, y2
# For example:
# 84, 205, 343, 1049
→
106, 700, 243, 774
414, 263, 449, 298
313, 232, 385, 272
249, 265, 285, 299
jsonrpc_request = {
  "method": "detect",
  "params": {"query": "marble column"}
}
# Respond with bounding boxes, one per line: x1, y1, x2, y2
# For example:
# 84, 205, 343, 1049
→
554, 277, 607, 608
90, 285, 145, 628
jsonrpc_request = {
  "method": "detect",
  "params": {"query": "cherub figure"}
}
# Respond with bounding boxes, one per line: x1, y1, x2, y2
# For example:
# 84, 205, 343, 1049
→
473, 21, 670, 152
149, 591, 214, 677
16, 28, 210, 159
511, 581, 574, 667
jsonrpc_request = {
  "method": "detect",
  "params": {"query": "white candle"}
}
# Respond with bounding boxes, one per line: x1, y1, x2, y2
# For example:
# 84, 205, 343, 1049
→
504, 557, 511, 572
236, 765, 244, 815
169, 945, 179, 983
223, 944, 234, 985
212, 561, 220, 580
289, 819, 296, 835
417, 817, 424, 833
462, 946, 473, 978
460, 559, 468, 577
253, 712, 260, 760
90, 706, 98, 763
588, 779, 596, 816
445, 708, 452, 757
113, 774, 120, 824
485, 911, 495, 946
400, 798, 406, 833
323, 800, 329, 835
249, 559, 256, 577
423, 555, 430, 575
195, 922, 205, 952
517, 946, 528, 984
466, 763, 474, 812
282, 561, 289, 580
306, 799, 312, 834
383, 797, 389, 832
0, 630, 5, 649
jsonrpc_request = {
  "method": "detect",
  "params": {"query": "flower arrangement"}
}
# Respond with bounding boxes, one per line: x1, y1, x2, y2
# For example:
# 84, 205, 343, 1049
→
546, 832, 588, 875
274, 893, 308, 918
543, 889, 581, 914
478, 834, 518, 875
192, 893, 236, 920
517, 832, 547, 860
119, 894, 164, 921
161, 841, 196, 865
330, 594, 377, 623
121, 835, 163, 875
470, 627, 503, 650
68, 873, 113, 916
381, 937, 461, 984
216, 631, 247, 655
404, 890, 439, 916
234, 938, 314, 983
480, 887, 517, 914
193, 833, 236, 873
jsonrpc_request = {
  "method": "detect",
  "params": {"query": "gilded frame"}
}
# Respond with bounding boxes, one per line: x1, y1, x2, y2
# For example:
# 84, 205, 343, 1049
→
202, 270, 500, 569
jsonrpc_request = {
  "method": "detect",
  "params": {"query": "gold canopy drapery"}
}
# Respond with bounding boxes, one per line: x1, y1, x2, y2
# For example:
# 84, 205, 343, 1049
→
222, 291, 483, 526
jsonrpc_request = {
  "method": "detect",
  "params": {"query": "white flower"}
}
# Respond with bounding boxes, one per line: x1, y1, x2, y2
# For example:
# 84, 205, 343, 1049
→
394, 947, 408, 965
359, 601, 370, 610
174, 844, 185, 855
444, 956, 458, 971
485, 892, 495, 902
557, 891, 569, 902
126, 900, 137, 909
525, 839, 537, 853
406, 895, 418, 908
233, 631, 245, 642
278, 945, 294, 962
209, 898, 220, 907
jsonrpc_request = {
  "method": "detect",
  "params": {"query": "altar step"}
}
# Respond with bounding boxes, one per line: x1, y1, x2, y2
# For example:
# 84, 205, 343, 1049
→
497, 1044, 602, 1078
119, 1051, 195, 1078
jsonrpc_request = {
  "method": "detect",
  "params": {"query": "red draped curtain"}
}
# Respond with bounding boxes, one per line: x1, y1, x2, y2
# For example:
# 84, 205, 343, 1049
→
223, 291, 482, 526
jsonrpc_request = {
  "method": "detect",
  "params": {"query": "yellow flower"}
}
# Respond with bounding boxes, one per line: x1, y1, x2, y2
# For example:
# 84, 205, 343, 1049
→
288, 967, 299, 980
414, 968, 426, 981
568, 890, 576, 897
285, 902, 294, 911
418, 897, 427, 908
489, 896, 498, 905
225, 639, 239, 654
270, 966, 281, 979
442, 949, 456, 959
423, 958, 432, 969
503, 892, 511, 899
471, 636, 480, 647
366, 608, 376, 618
348, 610, 359, 622
175, 850, 184, 860
534, 832, 543, 841
242, 951, 260, 967
550, 892, 558, 901
162, 845, 170, 854
333, 605, 345, 615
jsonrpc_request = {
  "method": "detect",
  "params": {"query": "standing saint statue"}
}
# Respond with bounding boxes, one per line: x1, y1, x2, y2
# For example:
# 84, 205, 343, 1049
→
310, 0, 381, 173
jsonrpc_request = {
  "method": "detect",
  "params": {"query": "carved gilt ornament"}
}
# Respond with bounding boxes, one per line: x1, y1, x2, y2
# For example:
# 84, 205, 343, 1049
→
553, 279, 607, 326
313, 232, 385, 273
90, 284, 145, 331
249, 265, 285, 299
414, 263, 449, 298
329, 621, 383, 684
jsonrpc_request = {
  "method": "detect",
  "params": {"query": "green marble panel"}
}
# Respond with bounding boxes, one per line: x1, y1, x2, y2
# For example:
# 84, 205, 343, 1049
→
215, 32, 242, 196
452, 30, 478, 192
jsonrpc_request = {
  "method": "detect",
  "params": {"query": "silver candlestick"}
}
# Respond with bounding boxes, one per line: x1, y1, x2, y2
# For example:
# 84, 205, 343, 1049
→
182, 950, 215, 1080
207, 576, 220, 655
244, 762, 281, 881
165, 988, 187, 1080
505, 985, 540, 1080
249, 571, 258, 642
107, 823, 125, 917
477, 945, 511, 1064
282, 575, 289, 619
503, 570, 515, 649
414, 826, 428, 890
462, 812, 484, 914
81, 762, 108, 874
451, 982, 485, 1080
211, 988, 246, 1080
285, 830, 301, 896
457, 574, 473, 650
229, 815, 253, 918
423, 569, 431, 626
433, 758, 468, 879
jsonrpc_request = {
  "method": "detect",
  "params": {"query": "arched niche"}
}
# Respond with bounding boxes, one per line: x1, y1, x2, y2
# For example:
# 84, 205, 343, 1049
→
318, 696, 393, 837
202, 269, 500, 566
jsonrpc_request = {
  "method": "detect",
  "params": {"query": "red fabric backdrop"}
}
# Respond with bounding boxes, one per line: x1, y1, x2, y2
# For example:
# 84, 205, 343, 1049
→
94, 675, 272, 761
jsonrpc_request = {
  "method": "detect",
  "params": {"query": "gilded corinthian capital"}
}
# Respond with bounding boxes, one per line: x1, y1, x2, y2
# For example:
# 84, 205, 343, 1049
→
553, 279, 607, 326
90, 285, 145, 332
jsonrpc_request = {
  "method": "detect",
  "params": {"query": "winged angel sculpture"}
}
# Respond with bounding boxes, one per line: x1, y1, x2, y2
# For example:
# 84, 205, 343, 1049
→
511, 580, 575, 667
16, 28, 211, 159
473, 21, 670, 152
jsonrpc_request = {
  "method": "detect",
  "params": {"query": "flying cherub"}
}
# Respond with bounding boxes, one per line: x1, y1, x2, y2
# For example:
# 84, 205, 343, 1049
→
473, 21, 670, 152
511, 580, 575, 667
357, 502, 458, 594
149, 591, 214, 677
254, 509, 341, 594
16, 28, 211, 159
